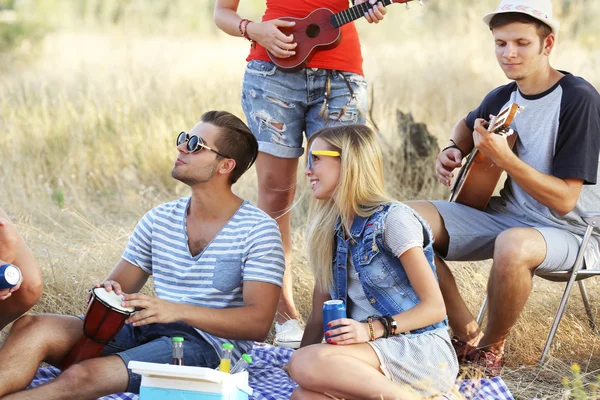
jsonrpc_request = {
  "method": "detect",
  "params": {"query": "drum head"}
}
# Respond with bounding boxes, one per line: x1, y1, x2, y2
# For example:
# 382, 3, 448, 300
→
92, 287, 135, 313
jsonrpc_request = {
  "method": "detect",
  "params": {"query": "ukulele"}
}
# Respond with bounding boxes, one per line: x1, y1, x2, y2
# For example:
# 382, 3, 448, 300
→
449, 102, 524, 210
267, 0, 418, 70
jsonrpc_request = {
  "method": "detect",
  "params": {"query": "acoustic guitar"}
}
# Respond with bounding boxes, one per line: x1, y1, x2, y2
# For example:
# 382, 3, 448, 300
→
267, 0, 417, 70
449, 102, 523, 210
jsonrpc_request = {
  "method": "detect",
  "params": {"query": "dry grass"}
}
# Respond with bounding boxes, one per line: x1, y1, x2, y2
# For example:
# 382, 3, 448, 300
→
2, 1, 600, 398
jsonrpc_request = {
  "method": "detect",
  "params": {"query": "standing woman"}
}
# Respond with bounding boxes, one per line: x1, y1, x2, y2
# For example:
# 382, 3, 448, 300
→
213, 0, 387, 348
289, 125, 458, 399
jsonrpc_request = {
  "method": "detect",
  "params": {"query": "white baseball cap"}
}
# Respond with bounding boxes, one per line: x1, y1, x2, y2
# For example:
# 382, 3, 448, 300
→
483, 0, 560, 35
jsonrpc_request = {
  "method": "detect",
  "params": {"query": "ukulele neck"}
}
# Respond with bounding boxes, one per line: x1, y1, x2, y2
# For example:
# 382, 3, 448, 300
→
330, 0, 394, 28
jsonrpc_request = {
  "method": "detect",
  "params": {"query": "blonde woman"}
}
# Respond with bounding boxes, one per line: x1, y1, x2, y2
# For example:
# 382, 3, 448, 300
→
288, 125, 458, 399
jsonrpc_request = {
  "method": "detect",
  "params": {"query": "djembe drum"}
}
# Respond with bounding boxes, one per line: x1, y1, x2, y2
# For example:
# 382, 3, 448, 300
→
61, 287, 135, 369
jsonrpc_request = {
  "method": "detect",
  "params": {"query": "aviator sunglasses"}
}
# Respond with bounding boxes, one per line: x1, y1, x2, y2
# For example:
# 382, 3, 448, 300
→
176, 131, 231, 159
307, 150, 341, 169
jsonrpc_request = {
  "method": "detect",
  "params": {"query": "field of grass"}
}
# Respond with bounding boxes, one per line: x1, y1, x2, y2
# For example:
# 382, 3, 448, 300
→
1, 0, 600, 398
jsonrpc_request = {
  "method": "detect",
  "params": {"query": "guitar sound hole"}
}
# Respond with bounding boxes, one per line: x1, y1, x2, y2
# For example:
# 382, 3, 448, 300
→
306, 24, 320, 38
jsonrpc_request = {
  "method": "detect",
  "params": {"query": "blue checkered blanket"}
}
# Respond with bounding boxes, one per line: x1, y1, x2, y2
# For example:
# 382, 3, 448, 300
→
28, 343, 514, 399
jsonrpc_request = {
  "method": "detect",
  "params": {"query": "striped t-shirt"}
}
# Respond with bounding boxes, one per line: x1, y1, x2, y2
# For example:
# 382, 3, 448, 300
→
122, 197, 285, 362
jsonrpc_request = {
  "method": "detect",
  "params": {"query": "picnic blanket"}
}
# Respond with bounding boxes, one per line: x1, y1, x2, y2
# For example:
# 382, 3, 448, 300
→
28, 343, 514, 400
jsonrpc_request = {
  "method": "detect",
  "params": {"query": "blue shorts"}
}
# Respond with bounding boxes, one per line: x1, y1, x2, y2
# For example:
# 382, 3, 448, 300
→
241, 60, 368, 158
101, 321, 220, 393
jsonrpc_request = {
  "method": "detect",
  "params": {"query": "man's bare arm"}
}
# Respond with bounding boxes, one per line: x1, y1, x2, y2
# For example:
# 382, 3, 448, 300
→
98, 259, 150, 295
123, 280, 281, 342
473, 118, 583, 215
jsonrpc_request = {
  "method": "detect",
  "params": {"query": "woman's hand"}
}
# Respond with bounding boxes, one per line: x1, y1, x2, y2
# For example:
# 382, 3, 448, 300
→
324, 318, 372, 345
246, 20, 297, 58
355, 0, 387, 24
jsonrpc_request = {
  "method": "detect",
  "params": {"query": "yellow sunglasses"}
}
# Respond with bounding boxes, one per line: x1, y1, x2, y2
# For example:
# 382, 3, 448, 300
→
308, 150, 341, 169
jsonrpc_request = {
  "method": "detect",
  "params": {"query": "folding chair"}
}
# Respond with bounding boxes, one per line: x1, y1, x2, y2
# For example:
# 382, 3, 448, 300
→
476, 211, 600, 366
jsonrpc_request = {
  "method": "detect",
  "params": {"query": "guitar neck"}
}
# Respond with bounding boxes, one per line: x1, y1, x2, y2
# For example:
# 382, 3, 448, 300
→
331, 0, 394, 28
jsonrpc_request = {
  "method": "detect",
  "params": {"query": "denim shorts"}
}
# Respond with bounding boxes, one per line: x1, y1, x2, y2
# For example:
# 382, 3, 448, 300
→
241, 60, 368, 158
101, 321, 220, 393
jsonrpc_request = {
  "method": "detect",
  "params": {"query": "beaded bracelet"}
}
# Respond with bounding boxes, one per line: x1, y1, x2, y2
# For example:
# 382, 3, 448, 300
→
242, 19, 252, 40
367, 316, 376, 341
238, 18, 254, 43
237, 18, 247, 37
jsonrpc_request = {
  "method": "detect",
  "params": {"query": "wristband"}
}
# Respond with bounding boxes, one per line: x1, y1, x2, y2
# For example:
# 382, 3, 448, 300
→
238, 19, 253, 42
367, 316, 376, 342
237, 18, 247, 37
442, 139, 465, 158
387, 316, 398, 336
377, 316, 390, 338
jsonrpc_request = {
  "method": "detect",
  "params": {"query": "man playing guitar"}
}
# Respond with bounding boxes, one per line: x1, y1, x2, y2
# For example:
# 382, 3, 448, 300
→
408, 0, 600, 375
214, 0, 388, 349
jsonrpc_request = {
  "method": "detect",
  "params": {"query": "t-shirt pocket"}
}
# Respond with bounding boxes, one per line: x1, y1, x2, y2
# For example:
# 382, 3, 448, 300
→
212, 257, 243, 293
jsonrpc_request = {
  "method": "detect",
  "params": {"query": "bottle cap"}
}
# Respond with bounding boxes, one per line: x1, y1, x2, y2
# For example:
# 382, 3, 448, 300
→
172, 337, 184, 342
222, 343, 234, 350
241, 354, 253, 363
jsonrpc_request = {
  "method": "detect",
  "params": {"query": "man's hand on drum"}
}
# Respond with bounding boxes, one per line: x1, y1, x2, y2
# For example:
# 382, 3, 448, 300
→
88, 280, 125, 302
121, 293, 179, 326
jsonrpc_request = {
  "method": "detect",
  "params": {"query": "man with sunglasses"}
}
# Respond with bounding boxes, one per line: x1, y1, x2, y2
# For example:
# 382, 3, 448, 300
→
0, 111, 286, 399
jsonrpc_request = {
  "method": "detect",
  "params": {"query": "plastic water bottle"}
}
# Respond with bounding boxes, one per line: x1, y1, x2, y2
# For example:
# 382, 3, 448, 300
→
171, 337, 184, 365
230, 353, 253, 374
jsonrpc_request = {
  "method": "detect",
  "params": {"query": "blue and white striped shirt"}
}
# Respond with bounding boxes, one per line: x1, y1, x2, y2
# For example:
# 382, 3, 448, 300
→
122, 197, 285, 362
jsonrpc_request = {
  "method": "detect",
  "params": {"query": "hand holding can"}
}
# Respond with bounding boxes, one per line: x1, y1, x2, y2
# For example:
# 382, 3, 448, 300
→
0, 263, 22, 290
322, 299, 346, 341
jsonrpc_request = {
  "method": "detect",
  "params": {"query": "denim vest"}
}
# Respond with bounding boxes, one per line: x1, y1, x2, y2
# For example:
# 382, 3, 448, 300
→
329, 203, 447, 334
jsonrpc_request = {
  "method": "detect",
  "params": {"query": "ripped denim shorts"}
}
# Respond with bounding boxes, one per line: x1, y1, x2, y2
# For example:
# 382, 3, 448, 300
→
241, 60, 368, 159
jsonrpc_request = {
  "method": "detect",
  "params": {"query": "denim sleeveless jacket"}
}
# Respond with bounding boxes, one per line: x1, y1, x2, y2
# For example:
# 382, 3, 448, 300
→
329, 203, 447, 334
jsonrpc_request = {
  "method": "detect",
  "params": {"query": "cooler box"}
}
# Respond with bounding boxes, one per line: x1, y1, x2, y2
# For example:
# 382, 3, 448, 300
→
128, 361, 253, 400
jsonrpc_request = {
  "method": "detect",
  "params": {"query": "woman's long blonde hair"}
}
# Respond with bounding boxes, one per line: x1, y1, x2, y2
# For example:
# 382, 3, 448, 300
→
306, 124, 393, 293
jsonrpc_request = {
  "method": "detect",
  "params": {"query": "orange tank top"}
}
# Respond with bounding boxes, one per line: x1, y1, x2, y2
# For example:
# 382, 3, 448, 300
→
247, 0, 364, 76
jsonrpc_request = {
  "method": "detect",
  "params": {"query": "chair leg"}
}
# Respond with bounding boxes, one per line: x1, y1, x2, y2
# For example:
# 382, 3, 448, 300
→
539, 281, 578, 367
578, 280, 600, 336
538, 224, 594, 368
476, 295, 488, 326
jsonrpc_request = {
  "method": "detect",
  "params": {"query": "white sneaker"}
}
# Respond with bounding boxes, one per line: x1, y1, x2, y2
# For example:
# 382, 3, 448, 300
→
275, 319, 304, 349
